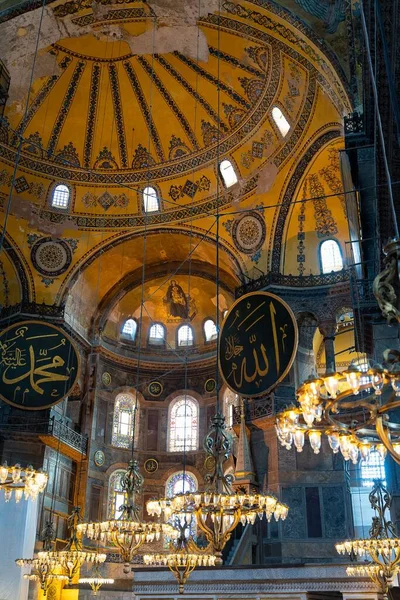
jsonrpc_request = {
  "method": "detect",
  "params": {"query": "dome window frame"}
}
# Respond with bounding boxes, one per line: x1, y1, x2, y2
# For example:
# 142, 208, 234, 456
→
142, 186, 160, 214
49, 182, 72, 211
271, 105, 291, 138
219, 159, 238, 188
203, 318, 218, 343
148, 322, 166, 347
177, 324, 194, 347
121, 318, 138, 342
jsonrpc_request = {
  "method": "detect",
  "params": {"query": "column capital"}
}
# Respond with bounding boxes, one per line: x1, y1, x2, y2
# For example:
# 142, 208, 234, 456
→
318, 319, 337, 340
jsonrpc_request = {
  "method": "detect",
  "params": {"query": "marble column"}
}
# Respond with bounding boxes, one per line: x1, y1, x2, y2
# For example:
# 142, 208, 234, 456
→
0, 495, 38, 600
295, 314, 318, 387
319, 319, 337, 373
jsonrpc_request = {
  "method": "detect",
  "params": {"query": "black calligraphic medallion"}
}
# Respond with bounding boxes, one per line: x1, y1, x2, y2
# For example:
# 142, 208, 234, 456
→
219, 292, 298, 397
0, 320, 80, 410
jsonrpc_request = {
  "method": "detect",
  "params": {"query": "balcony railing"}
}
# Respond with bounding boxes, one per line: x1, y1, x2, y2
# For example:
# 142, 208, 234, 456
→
0, 415, 87, 455
233, 395, 274, 425
236, 270, 349, 297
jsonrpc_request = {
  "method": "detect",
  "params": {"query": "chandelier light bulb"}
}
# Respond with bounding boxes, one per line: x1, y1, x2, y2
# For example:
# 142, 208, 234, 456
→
344, 365, 362, 395
0, 464, 8, 483
349, 442, 359, 464
308, 430, 322, 454
377, 444, 387, 460
327, 431, 340, 453
323, 373, 340, 398
303, 411, 315, 427
391, 376, 400, 397
293, 430, 305, 452
359, 443, 371, 461
370, 370, 385, 395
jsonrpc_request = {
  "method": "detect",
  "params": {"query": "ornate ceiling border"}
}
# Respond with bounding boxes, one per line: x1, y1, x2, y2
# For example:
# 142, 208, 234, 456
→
2, 14, 343, 183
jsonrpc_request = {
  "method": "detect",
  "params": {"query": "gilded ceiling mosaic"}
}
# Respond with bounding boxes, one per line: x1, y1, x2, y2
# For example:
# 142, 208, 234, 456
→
0, 0, 352, 342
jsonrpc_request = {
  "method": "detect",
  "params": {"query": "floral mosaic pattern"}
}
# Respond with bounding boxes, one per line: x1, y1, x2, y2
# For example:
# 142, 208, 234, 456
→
308, 173, 338, 238
169, 175, 211, 201
82, 190, 129, 211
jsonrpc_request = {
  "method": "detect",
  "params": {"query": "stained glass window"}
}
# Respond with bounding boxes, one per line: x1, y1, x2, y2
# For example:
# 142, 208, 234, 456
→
320, 239, 343, 273
112, 393, 138, 448
168, 396, 198, 452
219, 160, 238, 188
166, 471, 197, 539
178, 324, 194, 346
52, 184, 70, 209
108, 469, 127, 519
166, 471, 197, 497
204, 319, 217, 342
272, 106, 290, 137
121, 318, 137, 340
361, 450, 386, 487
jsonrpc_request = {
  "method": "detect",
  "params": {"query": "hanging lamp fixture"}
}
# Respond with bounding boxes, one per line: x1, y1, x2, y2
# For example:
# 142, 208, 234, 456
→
79, 562, 114, 596
78, 458, 177, 574
148, 413, 288, 563
143, 517, 216, 593
21, 507, 107, 584
0, 462, 48, 502
275, 350, 400, 465
336, 480, 400, 596
16, 521, 68, 596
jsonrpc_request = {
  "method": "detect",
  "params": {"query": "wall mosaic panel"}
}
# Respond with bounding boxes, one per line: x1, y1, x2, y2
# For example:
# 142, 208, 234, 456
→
282, 486, 306, 539
321, 486, 347, 538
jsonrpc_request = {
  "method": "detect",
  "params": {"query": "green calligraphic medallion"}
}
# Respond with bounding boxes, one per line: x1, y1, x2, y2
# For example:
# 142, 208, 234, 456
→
0, 320, 80, 410
219, 292, 298, 397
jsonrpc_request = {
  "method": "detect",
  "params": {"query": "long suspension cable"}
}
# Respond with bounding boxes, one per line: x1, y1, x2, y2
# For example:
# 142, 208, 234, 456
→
215, 0, 222, 416
360, 0, 399, 238
131, 13, 157, 458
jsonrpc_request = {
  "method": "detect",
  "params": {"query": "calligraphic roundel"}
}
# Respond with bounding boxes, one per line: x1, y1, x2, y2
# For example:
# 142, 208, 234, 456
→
0, 320, 80, 410
219, 292, 298, 397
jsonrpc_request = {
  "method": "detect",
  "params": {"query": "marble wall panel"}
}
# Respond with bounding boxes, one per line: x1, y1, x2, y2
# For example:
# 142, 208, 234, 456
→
281, 486, 306, 539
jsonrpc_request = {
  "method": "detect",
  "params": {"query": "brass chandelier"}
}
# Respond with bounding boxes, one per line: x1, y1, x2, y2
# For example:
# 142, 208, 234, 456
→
143, 518, 216, 593
147, 412, 288, 564
17, 506, 106, 591
78, 459, 177, 574
275, 350, 400, 465
336, 480, 400, 596
0, 462, 48, 502
79, 563, 115, 596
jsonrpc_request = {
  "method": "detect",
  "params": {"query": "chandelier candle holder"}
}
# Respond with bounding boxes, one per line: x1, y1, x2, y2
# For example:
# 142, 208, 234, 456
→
143, 519, 216, 593
147, 413, 288, 564
275, 350, 400, 465
78, 459, 178, 574
336, 480, 400, 596
79, 563, 114, 596
17, 507, 106, 587
16, 556, 69, 597
0, 462, 48, 502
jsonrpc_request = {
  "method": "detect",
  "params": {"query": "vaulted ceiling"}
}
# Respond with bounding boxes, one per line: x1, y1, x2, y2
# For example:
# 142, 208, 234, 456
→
0, 0, 352, 346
